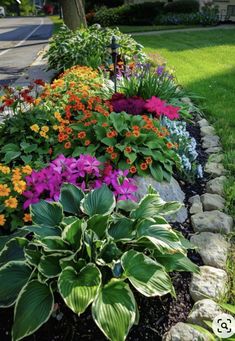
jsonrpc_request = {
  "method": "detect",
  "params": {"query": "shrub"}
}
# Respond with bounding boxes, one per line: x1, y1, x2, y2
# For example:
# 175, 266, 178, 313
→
164, 0, 199, 14
45, 25, 146, 72
157, 11, 219, 26
0, 184, 198, 340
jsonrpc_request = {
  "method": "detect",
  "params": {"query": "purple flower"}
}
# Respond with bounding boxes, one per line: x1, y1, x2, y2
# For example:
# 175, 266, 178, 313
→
114, 179, 138, 202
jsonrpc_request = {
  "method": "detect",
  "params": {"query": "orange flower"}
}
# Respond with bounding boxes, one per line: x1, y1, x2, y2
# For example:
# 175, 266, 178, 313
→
102, 123, 108, 127
106, 131, 114, 138
106, 146, 114, 154
166, 142, 174, 149
133, 130, 140, 137
64, 141, 71, 149
125, 131, 132, 137
22, 165, 32, 175
23, 213, 32, 223
0, 184, 11, 197
129, 166, 137, 174
0, 214, 6, 226
145, 157, 152, 165
111, 153, 118, 160
126, 159, 131, 164
140, 163, 148, 171
5, 196, 18, 209
125, 146, 132, 153
84, 139, 91, 146
13, 180, 26, 194
132, 125, 139, 131
77, 131, 86, 139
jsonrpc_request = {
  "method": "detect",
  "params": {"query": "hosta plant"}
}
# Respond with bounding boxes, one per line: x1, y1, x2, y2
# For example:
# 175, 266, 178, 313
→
0, 184, 198, 341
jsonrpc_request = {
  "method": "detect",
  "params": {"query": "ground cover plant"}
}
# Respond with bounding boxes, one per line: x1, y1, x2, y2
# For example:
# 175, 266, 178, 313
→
0, 184, 198, 341
134, 28, 235, 217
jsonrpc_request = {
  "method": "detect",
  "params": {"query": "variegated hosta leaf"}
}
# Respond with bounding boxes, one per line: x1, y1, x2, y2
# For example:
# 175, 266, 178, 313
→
58, 264, 101, 314
59, 183, 84, 215
12, 280, 54, 341
92, 280, 137, 341
61, 219, 83, 250
0, 261, 32, 307
38, 254, 63, 278
121, 250, 174, 297
30, 200, 63, 227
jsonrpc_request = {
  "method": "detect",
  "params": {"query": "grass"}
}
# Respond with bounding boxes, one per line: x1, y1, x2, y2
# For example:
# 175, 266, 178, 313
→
111, 25, 197, 34
134, 29, 235, 217
49, 15, 63, 34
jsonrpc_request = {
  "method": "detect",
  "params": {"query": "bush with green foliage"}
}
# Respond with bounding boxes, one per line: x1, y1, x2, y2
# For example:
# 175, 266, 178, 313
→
0, 184, 198, 341
45, 25, 146, 72
157, 10, 219, 26
164, 0, 199, 14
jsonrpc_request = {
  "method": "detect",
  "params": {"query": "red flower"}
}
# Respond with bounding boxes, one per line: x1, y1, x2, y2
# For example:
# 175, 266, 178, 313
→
34, 79, 45, 86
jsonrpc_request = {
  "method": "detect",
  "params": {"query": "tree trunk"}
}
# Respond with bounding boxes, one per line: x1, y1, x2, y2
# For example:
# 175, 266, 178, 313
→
60, 0, 87, 31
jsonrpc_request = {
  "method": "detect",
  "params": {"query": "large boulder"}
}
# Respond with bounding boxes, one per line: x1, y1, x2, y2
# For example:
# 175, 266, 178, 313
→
134, 176, 187, 223
206, 176, 226, 196
191, 210, 233, 234
200, 193, 225, 211
163, 322, 211, 341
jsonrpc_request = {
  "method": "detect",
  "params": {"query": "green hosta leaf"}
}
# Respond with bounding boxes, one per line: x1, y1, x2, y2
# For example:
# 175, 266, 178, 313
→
98, 242, 122, 265
0, 261, 32, 307
58, 265, 101, 314
30, 201, 63, 227
23, 225, 61, 238
219, 302, 235, 314
0, 231, 28, 253
156, 253, 199, 273
136, 219, 184, 254
38, 254, 62, 278
12, 280, 54, 341
81, 185, 115, 216
108, 217, 135, 242
39, 236, 70, 253
59, 183, 84, 215
24, 245, 41, 266
0, 238, 26, 266
122, 250, 174, 297
92, 280, 137, 341
116, 200, 138, 212
130, 192, 182, 220
87, 214, 109, 239
149, 163, 164, 182
62, 219, 83, 250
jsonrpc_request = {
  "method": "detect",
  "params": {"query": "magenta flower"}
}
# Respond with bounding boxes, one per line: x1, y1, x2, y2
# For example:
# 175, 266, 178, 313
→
114, 179, 138, 202
145, 96, 180, 120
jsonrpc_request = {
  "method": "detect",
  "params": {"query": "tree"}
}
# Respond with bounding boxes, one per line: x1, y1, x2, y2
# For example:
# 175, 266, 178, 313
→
59, 0, 87, 31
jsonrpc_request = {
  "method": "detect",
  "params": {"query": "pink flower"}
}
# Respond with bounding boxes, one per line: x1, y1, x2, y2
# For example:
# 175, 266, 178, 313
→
144, 96, 180, 120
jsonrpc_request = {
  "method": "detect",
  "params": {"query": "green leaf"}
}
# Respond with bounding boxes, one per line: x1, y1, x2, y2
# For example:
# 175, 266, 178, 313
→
1, 143, 20, 153
130, 192, 182, 220
59, 183, 84, 215
92, 280, 137, 341
38, 254, 62, 278
20, 142, 37, 153
98, 242, 122, 264
0, 230, 28, 253
61, 219, 83, 250
149, 163, 164, 182
0, 261, 32, 307
108, 217, 134, 242
187, 324, 215, 341
39, 236, 70, 253
30, 201, 63, 227
3, 151, 21, 163
0, 238, 26, 266
136, 219, 184, 254
12, 280, 54, 341
116, 200, 138, 212
122, 250, 174, 297
87, 214, 109, 239
23, 225, 61, 238
24, 245, 41, 266
156, 253, 199, 273
219, 302, 235, 314
58, 265, 101, 314
81, 185, 115, 216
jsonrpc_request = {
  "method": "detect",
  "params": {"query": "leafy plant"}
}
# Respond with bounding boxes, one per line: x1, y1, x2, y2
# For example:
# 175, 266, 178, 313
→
45, 25, 146, 72
0, 184, 198, 341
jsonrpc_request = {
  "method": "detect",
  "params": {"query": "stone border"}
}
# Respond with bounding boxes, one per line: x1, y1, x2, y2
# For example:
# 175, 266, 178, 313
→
163, 117, 234, 340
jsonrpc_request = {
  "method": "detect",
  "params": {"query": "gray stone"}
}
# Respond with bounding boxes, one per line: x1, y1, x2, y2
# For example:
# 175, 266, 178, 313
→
198, 118, 210, 128
206, 176, 226, 196
190, 232, 229, 269
162, 322, 211, 341
190, 266, 228, 302
205, 146, 222, 154
187, 299, 224, 329
204, 162, 226, 177
208, 154, 224, 163
189, 195, 203, 214
201, 193, 225, 211
200, 125, 216, 137
134, 176, 187, 223
202, 135, 220, 149
191, 211, 233, 234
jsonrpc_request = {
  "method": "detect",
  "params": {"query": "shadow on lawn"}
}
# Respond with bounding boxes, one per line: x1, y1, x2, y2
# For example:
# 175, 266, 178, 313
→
135, 29, 235, 52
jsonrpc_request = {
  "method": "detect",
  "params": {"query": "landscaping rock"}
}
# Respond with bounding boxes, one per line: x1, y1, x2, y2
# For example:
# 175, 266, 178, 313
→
201, 193, 225, 211
191, 211, 233, 234
189, 195, 203, 214
208, 154, 223, 163
162, 322, 211, 341
190, 232, 229, 269
187, 299, 223, 329
204, 162, 225, 177
205, 146, 222, 154
134, 176, 187, 223
206, 176, 226, 196
202, 135, 220, 149
200, 125, 216, 137
190, 266, 228, 302
198, 118, 209, 128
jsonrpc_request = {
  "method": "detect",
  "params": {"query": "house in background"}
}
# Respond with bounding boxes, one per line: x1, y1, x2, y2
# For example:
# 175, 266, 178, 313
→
124, 0, 235, 21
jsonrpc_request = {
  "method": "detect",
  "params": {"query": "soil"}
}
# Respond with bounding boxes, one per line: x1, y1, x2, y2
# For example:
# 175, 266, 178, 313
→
0, 117, 207, 341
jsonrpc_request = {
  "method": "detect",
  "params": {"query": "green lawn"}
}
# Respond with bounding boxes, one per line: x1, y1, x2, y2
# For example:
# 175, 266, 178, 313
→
112, 25, 197, 34
135, 29, 235, 215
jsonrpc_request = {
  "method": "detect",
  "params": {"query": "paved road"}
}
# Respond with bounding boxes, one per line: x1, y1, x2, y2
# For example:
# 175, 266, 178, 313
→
0, 17, 53, 86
